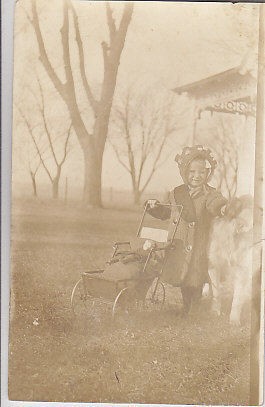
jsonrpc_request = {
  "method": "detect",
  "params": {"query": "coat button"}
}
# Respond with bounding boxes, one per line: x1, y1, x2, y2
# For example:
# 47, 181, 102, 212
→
186, 245, 192, 252
189, 222, 195, 228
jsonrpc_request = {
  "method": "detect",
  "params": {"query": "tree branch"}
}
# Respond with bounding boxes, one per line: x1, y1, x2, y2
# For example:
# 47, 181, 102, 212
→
15, 103, 53, 182
60, 124, 72, 166
60, 0, 75, 92
101, 41, 109, 68
35, 77, 59, 167
106, 2, 116, 42
117, 2, 134, 36
108, 139, 131, 173
69, 0, 99, 113
31, 0, 66, 99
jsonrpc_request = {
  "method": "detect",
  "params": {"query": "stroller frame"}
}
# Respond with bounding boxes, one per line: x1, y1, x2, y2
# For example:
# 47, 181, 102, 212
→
70, 203, 183, 320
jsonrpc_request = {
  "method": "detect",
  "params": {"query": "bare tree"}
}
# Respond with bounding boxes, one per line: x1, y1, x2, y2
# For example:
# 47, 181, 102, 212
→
109, 88, 186, 204
25, 0, 133, 207
201, 117, 239, 199
205, 4, 258, 71
28, 151, 41, 197
14, 104, 43, 198
15, 82, 73, 199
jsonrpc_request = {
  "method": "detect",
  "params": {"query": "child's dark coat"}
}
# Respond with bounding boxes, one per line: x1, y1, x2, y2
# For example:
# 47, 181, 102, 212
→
148, 184, 227, 288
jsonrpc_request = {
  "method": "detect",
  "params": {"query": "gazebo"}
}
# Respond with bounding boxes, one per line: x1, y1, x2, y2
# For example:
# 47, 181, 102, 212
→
172, 65, 257, 196
173, 65, 257, 145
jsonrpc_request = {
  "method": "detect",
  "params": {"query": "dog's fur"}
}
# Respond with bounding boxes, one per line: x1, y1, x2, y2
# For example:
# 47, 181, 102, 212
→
208, 195, 253, 326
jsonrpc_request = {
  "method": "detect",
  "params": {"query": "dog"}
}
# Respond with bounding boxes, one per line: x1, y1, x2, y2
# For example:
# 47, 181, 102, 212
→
208, 195, 254, 326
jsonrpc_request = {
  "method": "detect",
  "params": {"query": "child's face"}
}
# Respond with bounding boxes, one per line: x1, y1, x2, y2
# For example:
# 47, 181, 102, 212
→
187, 159, 208, 188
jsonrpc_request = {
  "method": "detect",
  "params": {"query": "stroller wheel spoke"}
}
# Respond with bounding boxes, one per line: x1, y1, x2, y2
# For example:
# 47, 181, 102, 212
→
145, 278, 166, 311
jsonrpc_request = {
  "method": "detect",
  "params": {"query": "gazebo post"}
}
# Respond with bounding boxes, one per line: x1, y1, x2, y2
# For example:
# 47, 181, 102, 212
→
249, 3, 264, 405
192, 112, 197, 146
192, 101, 199, 146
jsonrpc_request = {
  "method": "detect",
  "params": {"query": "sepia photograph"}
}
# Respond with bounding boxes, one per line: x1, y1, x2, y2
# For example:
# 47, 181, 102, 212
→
7, 0, 264, 405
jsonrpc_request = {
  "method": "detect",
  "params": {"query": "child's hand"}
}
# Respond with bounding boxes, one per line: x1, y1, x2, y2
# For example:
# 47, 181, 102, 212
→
222, 198, 242, 219
146, 199, 159, 209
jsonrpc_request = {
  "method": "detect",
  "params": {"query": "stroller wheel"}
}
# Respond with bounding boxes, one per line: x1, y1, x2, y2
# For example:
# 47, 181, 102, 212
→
112, 287, 128, 320
71, 278, 89, 317
144, 279, 166, 310
112, 287, 135, 322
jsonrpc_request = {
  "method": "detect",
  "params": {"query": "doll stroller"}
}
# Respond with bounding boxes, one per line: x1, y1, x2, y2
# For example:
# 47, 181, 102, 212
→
70, 203, 183, 321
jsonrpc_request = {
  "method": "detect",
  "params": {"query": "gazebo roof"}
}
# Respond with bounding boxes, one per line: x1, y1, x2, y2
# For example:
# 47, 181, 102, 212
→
172, 65, 257, 116
173, 66, 256, 99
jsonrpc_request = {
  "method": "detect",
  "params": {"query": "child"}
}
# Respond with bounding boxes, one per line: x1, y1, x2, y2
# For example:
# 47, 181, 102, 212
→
147, 145, 227, 314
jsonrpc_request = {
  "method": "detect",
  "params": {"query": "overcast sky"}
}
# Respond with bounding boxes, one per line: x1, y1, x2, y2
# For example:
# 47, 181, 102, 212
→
12, 1, 258, 199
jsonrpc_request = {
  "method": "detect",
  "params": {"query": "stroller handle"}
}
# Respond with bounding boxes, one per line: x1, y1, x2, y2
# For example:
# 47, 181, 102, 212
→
137, 203, 183, 238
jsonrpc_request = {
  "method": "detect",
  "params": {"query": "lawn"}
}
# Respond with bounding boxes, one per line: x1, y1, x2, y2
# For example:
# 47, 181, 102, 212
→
8, 199, 251, 404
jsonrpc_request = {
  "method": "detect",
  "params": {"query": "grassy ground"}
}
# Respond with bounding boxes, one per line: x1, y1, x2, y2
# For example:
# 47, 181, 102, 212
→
8, 199, 251, 404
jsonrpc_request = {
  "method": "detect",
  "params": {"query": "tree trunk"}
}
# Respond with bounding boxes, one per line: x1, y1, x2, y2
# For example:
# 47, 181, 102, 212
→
52, 179, 59, 199
31, 175, 38, 197
83, 146, 103, 207
52, 168, 61, 199
69, 114, 104, 207
133, 189, 141, 205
